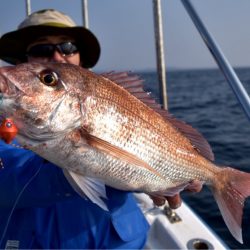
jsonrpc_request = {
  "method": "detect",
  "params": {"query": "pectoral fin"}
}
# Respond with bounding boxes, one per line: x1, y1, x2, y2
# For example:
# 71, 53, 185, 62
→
80, 129, 164, 180
63, 169, 108, 211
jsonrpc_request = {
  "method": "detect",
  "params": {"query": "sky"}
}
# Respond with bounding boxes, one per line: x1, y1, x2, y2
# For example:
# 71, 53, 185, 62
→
1, 0, 250, 71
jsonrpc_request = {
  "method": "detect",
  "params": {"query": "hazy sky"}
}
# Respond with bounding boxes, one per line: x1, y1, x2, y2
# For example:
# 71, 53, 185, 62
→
1, 0, 250, 71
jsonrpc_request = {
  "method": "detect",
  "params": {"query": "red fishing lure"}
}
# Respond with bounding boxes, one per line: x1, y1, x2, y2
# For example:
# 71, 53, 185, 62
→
0, 118, 18, 144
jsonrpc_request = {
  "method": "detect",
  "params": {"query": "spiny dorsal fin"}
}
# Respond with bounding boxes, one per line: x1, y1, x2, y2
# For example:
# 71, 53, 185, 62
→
101, 71, 214, 161
161, 112, 214, 161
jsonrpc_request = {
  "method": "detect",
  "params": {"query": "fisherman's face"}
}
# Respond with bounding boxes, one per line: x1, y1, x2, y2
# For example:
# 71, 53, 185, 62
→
26, 35, 81, 66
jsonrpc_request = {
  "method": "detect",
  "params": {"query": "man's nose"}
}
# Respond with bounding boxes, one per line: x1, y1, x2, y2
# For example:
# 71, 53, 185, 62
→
50, 50, 65, 63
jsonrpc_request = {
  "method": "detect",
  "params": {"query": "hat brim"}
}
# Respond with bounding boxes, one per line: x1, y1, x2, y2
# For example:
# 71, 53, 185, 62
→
0, 25, 100, 68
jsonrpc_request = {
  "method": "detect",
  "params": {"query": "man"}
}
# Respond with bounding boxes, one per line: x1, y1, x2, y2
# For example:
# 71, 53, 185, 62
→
0, 8, 199, 249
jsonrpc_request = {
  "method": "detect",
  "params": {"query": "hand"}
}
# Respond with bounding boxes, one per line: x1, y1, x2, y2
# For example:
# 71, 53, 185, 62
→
149, 180, 203, 209
150, 193, 181, 209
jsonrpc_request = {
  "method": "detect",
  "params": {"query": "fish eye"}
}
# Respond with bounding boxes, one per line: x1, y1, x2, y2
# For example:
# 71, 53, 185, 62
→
39, 70, 59, 87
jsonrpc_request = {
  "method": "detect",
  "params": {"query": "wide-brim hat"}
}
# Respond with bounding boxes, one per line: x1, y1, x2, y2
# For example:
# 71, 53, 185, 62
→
0, 9, 100, 68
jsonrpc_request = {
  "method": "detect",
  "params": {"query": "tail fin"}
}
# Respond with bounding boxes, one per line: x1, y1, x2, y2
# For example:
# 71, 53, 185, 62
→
212, 167, 250, 243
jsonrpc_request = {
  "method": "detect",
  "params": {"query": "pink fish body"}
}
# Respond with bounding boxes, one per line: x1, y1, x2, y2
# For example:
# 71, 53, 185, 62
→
0, 63, 249, 243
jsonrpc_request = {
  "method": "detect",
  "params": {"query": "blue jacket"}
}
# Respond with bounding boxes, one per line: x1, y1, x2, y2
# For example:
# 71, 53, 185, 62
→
0, 140, 149, 249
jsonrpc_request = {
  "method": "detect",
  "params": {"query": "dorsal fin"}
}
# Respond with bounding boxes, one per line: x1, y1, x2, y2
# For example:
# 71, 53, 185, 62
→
157, 111, 214, 161
101, 71, 214, 161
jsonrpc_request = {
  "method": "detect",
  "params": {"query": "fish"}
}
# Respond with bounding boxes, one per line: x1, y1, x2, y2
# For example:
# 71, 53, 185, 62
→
0, 62, 249, 243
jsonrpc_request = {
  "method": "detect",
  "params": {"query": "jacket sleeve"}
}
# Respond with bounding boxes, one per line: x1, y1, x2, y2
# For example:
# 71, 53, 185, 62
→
0, 140, 78, 208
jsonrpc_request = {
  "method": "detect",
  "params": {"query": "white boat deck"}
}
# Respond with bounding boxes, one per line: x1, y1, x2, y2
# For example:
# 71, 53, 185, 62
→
134, 194, 228, 249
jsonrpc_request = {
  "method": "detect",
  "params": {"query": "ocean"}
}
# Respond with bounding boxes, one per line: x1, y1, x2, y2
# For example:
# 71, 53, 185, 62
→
139, 68, 250, 249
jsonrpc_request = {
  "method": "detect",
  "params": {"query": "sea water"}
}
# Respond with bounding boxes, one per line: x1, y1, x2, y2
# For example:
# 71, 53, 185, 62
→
140, 68, 250, 249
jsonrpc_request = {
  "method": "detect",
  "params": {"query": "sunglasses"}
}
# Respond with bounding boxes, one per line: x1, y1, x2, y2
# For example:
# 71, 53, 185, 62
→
26, 42, 79, 58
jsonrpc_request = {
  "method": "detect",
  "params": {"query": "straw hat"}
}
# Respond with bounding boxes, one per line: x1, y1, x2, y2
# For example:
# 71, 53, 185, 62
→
0, 9, 100, 68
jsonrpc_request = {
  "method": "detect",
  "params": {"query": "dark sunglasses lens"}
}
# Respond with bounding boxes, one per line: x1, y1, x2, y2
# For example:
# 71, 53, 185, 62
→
58, 42, 78, 55
27, 44, 55, 57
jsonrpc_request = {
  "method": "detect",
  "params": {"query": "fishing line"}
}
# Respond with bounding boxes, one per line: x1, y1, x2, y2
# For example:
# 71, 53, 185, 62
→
0, 165, 42, 247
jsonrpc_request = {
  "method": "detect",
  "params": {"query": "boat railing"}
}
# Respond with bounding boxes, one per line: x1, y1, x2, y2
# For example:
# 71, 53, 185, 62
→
81, 0, 89, 29
152, 0, 168, 110
181, 0, 250, 121
25, 0, 31, 16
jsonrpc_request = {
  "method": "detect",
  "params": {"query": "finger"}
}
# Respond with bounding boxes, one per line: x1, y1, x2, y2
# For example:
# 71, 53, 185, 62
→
185, 180, 203, 193
149, 195, 166, 206
166, 194, 182, 209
